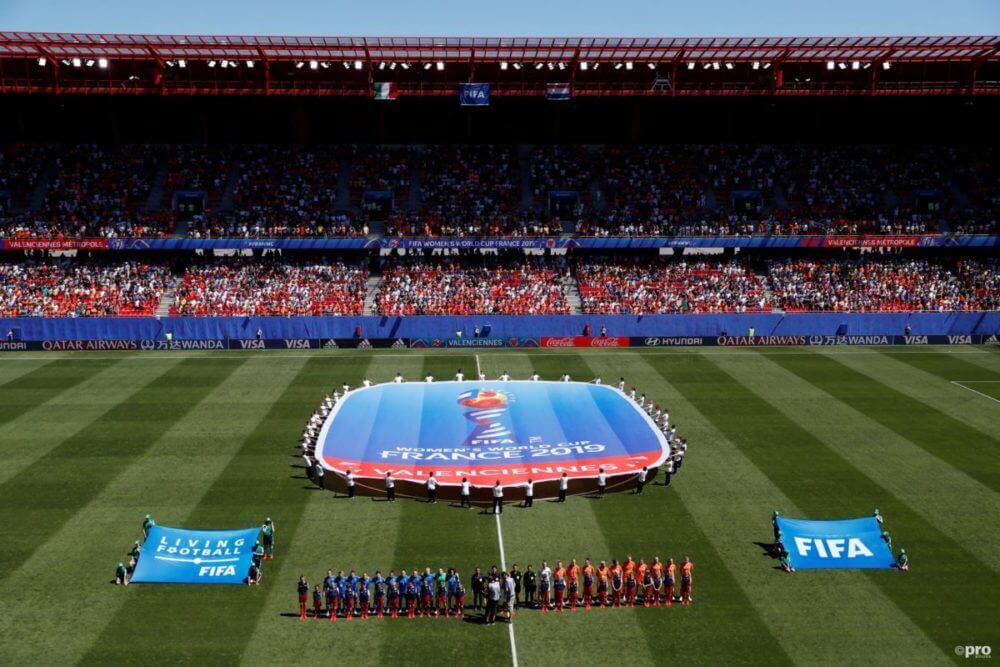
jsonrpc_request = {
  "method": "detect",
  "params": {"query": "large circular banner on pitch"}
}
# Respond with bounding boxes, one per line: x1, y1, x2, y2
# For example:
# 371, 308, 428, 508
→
316, 381, 669, 487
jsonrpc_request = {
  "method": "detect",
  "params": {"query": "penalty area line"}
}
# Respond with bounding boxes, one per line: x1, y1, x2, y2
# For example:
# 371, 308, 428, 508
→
950, 380, 1000, 404
494, 510, 519, 667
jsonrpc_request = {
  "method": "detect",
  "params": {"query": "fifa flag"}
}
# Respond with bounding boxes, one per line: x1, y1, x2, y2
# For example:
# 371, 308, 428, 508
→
459, 83, 490, 106
373, 82, 398, 100
131, 525, 261, 584
776, 516, 896, 570
547, 84, 572, 100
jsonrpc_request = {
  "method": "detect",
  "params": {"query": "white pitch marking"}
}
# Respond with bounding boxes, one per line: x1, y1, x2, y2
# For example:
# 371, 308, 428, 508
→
1, 348, 995, 361
951, 380, 1000, 404
494, 509, 519, 667
476, 353, 482, 378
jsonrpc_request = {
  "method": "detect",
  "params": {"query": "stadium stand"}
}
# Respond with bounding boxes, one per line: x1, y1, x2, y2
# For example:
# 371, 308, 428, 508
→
577, 258, 771, 314
376, 254, 571, 315
0, 259, 169, 317
171, 258, 367, 316
1, 143, 997, 239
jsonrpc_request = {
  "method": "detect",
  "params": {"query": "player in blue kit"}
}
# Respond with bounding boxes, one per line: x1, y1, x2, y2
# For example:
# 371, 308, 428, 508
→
404, 571, 419, 618
326, 577, 340, 623
420, 568, 434, 618
323, 569, 336, 618
445, 569, 458, 617
297, 576, 309, 620
435, 568, 448, 617
343, 570, 358, 620
312, 584, 323, 619
387, 570, 400, 618
372, 570, 386, 619
358, 572, 371, 619
453, 575, 467, 618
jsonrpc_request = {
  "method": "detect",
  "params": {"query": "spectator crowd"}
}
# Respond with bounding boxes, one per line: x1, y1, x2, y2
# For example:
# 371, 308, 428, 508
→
171, 258, 367, 316
376, 254, 570, 315
0, 259, 169, 317
1, 143, 997, 239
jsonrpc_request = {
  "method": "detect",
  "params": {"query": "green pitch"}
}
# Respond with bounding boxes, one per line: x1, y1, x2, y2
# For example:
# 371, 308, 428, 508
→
0, 346, 998, 665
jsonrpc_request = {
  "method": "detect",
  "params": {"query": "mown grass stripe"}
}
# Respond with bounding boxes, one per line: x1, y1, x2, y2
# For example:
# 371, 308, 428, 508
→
0, 357, 304, 664
0, 358, 119, 428
241, 353, 419, 663
371, 354, 510, 665
0, 358, 180, 486
0, 357, 51, 387
0, 357, 244, 584
776, 351, 999, 493
863, 349, 1000, 438
481, 352, 658, 667
576, 353, 792, 666
82, 355, 366, 664
721, 352, 1000, 574
601, 353, 942, 664
669, 352, 998, 658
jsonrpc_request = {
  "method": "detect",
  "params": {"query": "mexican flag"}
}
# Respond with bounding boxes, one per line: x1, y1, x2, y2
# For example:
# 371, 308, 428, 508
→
373, 82, 398, 100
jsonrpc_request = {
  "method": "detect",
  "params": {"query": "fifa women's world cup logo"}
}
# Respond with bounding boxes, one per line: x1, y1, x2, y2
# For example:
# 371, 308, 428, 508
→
457, 389, 513, 446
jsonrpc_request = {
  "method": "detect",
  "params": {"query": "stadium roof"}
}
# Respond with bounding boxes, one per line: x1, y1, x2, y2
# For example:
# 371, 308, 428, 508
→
0, 32, 997, 97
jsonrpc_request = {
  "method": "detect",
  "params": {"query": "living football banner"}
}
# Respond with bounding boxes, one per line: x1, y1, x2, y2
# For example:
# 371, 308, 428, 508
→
131, 525, 261, 584
776, 516, 896, 570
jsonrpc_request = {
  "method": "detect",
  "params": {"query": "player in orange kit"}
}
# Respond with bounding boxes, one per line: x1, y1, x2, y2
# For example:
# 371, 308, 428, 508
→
566, 559, 580, 611
650, 556, 664, 606
664, 558, 676, 606
680, 556, 694, 605
582, 559, 596, 610
610, 559, 623, 607
596, 560, 610, 608
622, 553, 635, 585
553, 561, 567, 611
636, 559, 648, 606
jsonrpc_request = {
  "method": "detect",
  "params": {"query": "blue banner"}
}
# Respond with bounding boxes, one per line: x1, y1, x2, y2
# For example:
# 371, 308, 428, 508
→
316, 380, 669, 486
776, 517, 896, 570
459, 83, 490, 106
409, 337, 540, 348
131, 525, 261, 584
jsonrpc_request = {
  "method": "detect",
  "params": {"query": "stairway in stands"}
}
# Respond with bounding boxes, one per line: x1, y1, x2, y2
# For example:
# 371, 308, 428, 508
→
563, 274, 583, 314
362, 275, 382, 316
153, 277, 181, 317
25, 160, 54, 213
144, 160, 168, 213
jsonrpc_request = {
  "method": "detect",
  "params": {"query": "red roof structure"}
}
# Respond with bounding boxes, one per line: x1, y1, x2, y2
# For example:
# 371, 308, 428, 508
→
0, 32, 997, 97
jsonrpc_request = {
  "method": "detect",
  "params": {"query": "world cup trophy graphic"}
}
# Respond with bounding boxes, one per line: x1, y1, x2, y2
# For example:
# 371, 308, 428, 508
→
457, 389, 513, 446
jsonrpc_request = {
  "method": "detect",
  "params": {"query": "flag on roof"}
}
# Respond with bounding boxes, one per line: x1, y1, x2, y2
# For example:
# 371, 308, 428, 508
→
547, 84, 572, 100
373, 82, 398, 100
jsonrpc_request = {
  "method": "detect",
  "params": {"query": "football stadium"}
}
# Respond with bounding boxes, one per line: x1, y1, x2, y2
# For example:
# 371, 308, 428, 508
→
0, 13, 999, 666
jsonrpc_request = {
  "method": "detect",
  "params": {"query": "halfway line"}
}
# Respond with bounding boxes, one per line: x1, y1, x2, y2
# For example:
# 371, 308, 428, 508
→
494, 511, 519, 667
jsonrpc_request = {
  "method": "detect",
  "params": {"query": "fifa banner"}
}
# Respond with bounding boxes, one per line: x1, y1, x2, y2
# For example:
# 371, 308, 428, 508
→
315, 381, 670, 501
459, 83, 490, 106
776, 517, 896, 570
131, 525, 261, 584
